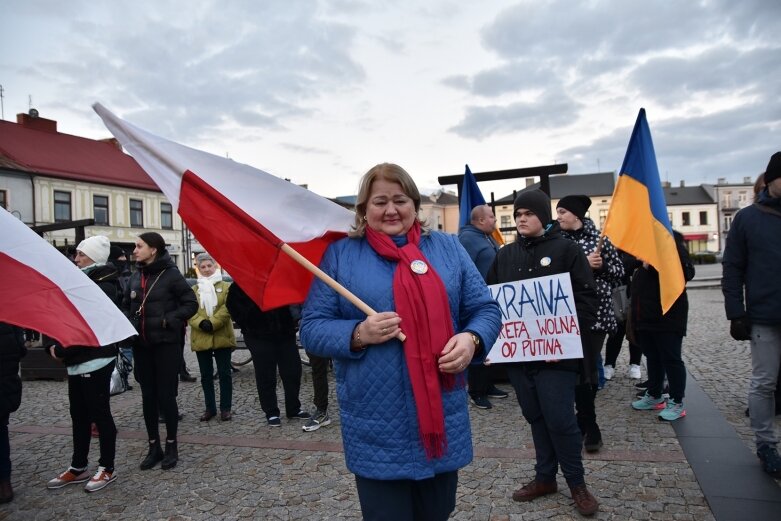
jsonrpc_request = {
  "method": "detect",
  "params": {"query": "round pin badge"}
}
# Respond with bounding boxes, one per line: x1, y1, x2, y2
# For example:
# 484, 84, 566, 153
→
130, 290, 137, 299
410, 259, 429, 274
540, 257, 552, 267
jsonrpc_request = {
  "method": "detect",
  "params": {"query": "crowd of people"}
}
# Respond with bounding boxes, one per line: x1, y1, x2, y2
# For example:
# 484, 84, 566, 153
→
1, 152, 779, 518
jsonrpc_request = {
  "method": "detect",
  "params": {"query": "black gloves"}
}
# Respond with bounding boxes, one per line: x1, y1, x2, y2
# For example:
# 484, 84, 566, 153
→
730, 318, 751, 341
198, 319, 214, 332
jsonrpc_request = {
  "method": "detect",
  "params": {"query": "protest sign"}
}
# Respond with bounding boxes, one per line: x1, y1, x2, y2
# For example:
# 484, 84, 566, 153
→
484, 273, 583, 364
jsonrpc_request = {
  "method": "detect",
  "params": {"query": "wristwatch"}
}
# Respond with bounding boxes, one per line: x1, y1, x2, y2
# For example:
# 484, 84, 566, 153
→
468, 332, 480, 348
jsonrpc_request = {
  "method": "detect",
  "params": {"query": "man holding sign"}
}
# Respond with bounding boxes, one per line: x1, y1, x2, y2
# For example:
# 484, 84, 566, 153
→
486, 189, 600, 517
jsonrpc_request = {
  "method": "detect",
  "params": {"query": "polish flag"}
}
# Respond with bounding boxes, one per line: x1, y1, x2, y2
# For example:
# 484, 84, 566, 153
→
0, 207, 137, 347
93, 103, 355, 310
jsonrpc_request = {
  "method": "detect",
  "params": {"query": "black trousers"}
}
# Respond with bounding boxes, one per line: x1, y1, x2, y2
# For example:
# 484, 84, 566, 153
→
605, 320, 642, 367
307, 352, 330, 412
134, 340, 180, 441
244, 330, 302, 418
68, 361, 117, 470
355, 471, 458, 521
467, 364, 491, 398
0, 411, 10, 480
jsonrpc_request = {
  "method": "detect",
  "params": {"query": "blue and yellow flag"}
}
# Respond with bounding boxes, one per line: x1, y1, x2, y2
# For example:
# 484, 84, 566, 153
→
602, 109, 684, 313
458, 164, 504, 244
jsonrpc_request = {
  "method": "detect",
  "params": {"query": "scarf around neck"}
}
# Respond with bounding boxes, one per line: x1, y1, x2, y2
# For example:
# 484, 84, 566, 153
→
365, 220, 458, 459
197, 271, 223, 317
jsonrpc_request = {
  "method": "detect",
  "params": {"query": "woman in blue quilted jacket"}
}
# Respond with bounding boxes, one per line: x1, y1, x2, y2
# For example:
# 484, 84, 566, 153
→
301, 163, 502, 521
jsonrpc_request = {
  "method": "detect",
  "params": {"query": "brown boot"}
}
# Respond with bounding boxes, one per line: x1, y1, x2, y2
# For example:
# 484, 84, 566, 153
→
0, 479, 13, 504
570, 483, 599, 516
511, 479, 557, 502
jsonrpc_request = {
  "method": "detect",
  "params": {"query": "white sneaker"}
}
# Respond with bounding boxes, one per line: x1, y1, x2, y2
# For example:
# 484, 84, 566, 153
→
628, 364, 642, 379
603, 365, 615, 380
84, 466, 116, 493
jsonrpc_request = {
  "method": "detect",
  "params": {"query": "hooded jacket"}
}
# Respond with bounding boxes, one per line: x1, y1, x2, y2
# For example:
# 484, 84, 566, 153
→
722, 190, 781, 324
122, 251, 198, 346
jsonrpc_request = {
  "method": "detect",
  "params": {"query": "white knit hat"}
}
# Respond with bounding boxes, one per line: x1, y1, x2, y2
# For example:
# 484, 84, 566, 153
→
76, 235, 111, 265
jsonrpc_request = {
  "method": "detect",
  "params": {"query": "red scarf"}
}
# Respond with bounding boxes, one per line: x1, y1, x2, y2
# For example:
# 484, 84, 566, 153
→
365, 221, 459, 459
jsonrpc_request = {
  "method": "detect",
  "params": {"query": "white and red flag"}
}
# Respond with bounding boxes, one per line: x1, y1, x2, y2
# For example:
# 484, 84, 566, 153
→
0, 207, 136, 347
93, 103, 355, 310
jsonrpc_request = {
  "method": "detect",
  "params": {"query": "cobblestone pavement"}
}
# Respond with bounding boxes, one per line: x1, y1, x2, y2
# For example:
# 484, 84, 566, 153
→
2, 287, 779, 520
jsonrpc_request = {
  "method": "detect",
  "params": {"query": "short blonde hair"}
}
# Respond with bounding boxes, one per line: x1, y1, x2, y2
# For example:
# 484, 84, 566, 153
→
349, 163, 429, 237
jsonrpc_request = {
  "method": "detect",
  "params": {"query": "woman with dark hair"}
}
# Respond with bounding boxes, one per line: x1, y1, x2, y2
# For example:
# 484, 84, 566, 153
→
556, 195, 624, 453
301, 163, 501, 520
123, 232, 197, 470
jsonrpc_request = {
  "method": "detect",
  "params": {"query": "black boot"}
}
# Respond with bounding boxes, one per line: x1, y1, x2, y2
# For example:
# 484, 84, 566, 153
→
161, 440, 178, 470
0, 479, 13, 504
584, 424, 603, 453
139, 440, 164, 470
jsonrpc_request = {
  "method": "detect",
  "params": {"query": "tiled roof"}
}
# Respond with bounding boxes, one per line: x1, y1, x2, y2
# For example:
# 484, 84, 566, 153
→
495, 172, 616, 203
0, 118, 159, 191
663, 185, 714, 205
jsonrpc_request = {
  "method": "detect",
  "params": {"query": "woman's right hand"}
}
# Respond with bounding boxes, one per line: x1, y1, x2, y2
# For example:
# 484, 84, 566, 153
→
357, 311, 402, 345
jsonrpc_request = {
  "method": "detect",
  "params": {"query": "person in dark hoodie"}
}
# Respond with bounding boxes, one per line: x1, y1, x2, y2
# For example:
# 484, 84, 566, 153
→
487, 189, 600, 517
123, 232, 198, 471
45, 235, 122, 493
0, 323, 26, 504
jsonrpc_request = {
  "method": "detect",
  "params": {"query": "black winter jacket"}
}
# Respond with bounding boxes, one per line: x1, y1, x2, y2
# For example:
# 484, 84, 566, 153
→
226, 283, 299, 338
722, 191, 781, 324
122, 252, 198, 346
0, 322, 26, 414
630, 232, 694, 336
52, 263, 123, 365
486, 224, 600, 372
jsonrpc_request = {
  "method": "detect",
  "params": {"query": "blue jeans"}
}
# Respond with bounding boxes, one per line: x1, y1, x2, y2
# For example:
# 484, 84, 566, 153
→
506, 365, 584, 487
749, 324, 781, 449
636, 331, 685, 403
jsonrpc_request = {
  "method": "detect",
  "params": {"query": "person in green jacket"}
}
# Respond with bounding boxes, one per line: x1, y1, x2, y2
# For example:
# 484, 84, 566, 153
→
188, 253, 236, 421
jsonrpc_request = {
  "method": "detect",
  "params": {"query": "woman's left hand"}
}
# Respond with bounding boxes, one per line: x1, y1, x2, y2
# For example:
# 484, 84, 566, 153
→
587, 250, 603, 270
438, 332, 476, 374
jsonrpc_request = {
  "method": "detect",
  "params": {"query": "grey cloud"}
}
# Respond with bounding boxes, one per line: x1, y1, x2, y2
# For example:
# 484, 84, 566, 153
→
449, 88, 582, 139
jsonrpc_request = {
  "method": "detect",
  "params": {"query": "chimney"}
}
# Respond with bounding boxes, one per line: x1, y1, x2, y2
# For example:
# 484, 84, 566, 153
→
717, 177, 726, 185
661, 181, 671, 188
99, 138, 123, 151
679, 180, 685, 187
743, 176, 752, 183
17, 109, 57, 133
525, 177, 536, 187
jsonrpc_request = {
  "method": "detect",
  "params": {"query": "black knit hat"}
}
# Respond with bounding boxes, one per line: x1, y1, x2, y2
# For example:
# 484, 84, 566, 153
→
513, 189, 552, 225
138, 232, 167, 253
557, 195, 592, 220
109, 245, 126, 261
764, 151, 781, 185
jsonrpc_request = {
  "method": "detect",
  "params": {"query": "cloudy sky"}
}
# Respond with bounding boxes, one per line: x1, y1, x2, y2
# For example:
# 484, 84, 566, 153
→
2, 0, 779, 199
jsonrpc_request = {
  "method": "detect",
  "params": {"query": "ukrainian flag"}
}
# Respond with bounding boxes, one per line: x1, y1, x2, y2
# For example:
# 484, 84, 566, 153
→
603, 109, 684, 313
458, 164, 504, 244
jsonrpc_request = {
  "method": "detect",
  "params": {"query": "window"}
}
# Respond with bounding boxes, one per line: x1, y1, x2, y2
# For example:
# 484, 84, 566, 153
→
699, 211, 708, 225
0, 189, 7, 210
54, 190, 72, 222
161, 202, 173, 230
668, 212, 673, 225
599, 209, 608, 229
500, 215, 512, 229
130, 199, 143, 227
681, 212, 690, 226
723, 214, 733, 232
738, 191, 748, 203
93, 195, 109, 225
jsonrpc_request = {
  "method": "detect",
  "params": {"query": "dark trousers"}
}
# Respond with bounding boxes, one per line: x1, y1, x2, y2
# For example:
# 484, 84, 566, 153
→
507, 366, 585, 487
307, 352, 329, 412
244, 330, 302, 418
355, 471, 458, 521
0, 412, 9, 480
575, 383, 599, 435
68, 361, 117, 470
134, 340, 180, 441
195, 349, 233, 413
467, 364, 491, 398
637, 331, 686, 403
605, 320, 642, 367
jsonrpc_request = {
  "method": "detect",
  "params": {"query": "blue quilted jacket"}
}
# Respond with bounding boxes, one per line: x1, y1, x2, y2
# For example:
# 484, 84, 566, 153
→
301, 231, 502, 480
